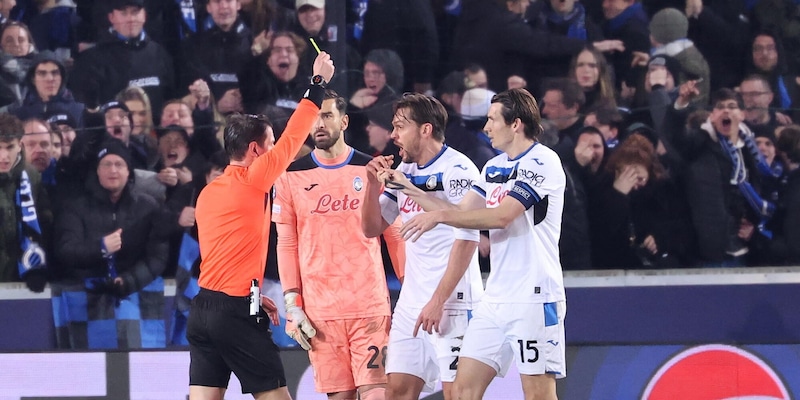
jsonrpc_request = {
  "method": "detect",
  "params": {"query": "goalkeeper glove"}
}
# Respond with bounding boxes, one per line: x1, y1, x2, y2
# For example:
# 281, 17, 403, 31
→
284, 292, 316, 350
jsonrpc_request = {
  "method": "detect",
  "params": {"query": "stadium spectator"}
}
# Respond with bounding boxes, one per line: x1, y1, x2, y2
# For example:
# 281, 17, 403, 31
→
46, 112, 76, 158
52, 138, 169, 350
20, 118, 53, 176
117, 86, 159, 168
649, 8, 711, 104
0, 21, 37, 106
541, 77, 586, 146
600, 0, 650, 91
180, 0, 252, 112
238, 30, 310, 114
0, 112, 50, 292
746, 31, 800, 118
360, 0, 438, 93
740, 74, 792, 133
348, 48, 403, 153
589, 133, 694, 269
671, 89, 775, 267
9, 51, 84, 127
685, 0, 751, 92
69, 0, 175, 123
569, 46, 618, 112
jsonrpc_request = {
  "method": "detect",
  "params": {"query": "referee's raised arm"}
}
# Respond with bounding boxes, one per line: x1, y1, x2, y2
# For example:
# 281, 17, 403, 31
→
246, 52, 336, 192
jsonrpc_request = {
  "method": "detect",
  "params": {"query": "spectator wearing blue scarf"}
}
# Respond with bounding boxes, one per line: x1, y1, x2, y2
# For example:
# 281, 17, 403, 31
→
0, 113, 51, 292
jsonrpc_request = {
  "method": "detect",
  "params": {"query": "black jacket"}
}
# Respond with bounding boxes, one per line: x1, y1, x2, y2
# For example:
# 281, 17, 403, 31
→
69, 32, 175, 122
180, 20, 253, 99
453, 0, 585, 93
238, 54, 310, 114
54, 176, 168, 295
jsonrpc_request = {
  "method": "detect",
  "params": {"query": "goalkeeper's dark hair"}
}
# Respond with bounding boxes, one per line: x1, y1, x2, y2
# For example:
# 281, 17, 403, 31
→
325, 89, 347, 115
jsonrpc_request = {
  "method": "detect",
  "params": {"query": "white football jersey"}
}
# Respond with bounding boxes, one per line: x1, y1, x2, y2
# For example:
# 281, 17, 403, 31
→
473, 142, 566, 303
380, 146, 484, 309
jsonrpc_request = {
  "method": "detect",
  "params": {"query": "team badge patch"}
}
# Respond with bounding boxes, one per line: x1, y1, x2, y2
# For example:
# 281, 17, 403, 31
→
353, 176, 363, 191
426, 175, 437, 190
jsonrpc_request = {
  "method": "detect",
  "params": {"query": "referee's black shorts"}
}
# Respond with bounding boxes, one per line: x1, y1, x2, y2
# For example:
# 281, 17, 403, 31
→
187, 288, 287, 394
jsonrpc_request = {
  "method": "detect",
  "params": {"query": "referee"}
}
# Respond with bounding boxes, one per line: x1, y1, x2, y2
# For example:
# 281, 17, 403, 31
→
187, 52, 335, 400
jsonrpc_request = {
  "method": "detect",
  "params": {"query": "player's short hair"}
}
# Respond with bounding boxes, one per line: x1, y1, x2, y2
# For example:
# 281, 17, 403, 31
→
224, 113, 272, 160
393, 92, 448, 142
491, 88, 544, 140
324, 89, 347, 115
0, 113, 24, 142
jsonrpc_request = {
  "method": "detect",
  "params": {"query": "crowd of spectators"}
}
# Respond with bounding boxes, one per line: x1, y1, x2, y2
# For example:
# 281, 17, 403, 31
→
1, 0, 800, 349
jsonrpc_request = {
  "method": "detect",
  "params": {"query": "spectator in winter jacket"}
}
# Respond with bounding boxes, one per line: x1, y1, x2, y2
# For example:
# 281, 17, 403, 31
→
69, 0, 175, 124
8, 51, 84, 126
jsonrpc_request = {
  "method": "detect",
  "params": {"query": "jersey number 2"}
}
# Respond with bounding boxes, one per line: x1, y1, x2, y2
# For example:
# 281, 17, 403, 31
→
517, 340, 539, 363
367, 345, 388, 369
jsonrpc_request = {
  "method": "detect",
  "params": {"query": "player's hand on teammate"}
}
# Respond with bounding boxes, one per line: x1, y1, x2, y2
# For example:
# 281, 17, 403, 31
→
284, 292, 317, 350
260, 294, 280, 326
365, 155, 394, 184
400, 211, 443, 242
414, 299, 445, 337
312, 51, 335, 84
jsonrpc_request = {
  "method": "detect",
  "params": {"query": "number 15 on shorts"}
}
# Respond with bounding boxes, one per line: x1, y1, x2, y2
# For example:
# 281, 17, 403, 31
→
517, 340, 539, 363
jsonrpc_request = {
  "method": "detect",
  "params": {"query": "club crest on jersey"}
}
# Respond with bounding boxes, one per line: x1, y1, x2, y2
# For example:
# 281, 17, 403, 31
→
353, 176, 363, 192
426, 175, 437, 190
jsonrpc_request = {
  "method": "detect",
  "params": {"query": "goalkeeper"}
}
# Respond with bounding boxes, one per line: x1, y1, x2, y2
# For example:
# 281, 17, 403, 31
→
273, 90, 405, 400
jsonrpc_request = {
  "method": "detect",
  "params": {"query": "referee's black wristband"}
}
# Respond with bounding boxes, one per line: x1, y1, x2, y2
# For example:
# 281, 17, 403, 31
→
303, 84, 325, 109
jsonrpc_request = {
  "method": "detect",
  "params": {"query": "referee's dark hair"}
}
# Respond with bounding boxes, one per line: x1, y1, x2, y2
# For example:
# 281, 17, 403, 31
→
394, 92, 448, 142
491, 88, 544, 140
223, 113, 272, 160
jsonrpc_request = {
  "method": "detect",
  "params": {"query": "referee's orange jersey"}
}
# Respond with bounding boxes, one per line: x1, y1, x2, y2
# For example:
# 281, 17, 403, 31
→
195, 99, 318, 296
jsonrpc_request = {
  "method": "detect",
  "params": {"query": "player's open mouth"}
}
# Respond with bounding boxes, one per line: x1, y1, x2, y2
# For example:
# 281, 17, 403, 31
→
722, 118, 732, 129
278, 62, 290, 70
167, 152, 178, 161
113, 127, 122, 136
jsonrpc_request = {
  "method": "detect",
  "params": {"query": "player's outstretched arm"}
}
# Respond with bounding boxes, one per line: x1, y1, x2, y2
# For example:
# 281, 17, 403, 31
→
400, 196, 526, 242
362, 156, 393, 237
379, 169, 484, 213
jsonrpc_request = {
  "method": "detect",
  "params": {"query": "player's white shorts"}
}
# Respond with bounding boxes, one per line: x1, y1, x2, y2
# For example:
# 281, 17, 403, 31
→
460, 301, 566, 378
385, 303, 469, 393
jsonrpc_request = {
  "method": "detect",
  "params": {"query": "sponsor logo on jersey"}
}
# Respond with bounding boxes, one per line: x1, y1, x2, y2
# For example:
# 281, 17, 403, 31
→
487, 186, 509, 206
449, 179, 472, 198
311, 194, 360, 214
399, 196, 422, 214
516, 168, 546, 187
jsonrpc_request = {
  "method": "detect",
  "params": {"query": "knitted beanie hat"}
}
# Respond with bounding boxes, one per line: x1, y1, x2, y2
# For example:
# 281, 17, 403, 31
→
649, 8, 688, 44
